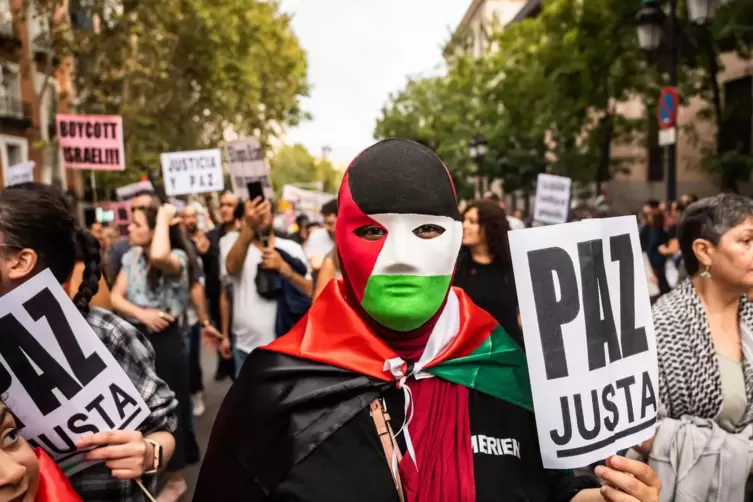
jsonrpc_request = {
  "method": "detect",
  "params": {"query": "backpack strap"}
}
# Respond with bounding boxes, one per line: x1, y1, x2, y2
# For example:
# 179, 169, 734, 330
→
370, 398, 405, 502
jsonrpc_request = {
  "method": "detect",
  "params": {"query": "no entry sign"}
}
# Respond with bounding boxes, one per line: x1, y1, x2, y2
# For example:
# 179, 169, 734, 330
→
657, 87, 679, 129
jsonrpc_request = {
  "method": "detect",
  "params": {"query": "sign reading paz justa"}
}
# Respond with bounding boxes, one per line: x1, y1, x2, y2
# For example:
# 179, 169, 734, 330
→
160, 149, 224, 196
56, 114, 126, 171
225, 137, 273, 199
533, 174, 572, 225
0, 270, 149, 475
509, 216, 658, 469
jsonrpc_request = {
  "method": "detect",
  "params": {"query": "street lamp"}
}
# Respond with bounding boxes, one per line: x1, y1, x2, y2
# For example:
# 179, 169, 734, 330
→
636, 1, 665, 52
469, 136, 488, 199
635, 0, 717, 203
687, 0, 716, 24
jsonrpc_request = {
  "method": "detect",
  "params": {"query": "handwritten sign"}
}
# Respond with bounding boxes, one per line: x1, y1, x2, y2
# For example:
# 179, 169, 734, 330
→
57, 114, 125, 171
509, 216, 658, 469
533, 174, 572, 225
225, 137, 273, 199
6, 161, 35, 186
160, 149, 224, 196
0, 269, 149, 475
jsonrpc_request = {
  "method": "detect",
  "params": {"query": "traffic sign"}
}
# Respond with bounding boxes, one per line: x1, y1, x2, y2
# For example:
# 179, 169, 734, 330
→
657, 87, 679, 129
658, 127, 676, 146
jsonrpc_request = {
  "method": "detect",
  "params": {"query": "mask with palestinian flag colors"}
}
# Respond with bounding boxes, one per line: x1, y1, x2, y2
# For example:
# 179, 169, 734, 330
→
335, 138, 462, 332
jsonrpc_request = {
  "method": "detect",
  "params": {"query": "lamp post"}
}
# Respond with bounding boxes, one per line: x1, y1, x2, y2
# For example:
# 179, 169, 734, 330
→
468, 136, 488, 199
636, 0, 718, 202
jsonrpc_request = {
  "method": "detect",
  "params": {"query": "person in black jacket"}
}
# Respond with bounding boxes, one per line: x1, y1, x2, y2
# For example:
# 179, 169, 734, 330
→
194, 139, 661, 502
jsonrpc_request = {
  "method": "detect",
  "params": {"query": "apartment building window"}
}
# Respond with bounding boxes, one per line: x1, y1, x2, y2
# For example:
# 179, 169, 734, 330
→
27, 0, 55, 51
0, 65, 23, 120
70, 0, 94, 31
0, 133, 28, 186
0, 0, 12, 38
721, 76, 752, 155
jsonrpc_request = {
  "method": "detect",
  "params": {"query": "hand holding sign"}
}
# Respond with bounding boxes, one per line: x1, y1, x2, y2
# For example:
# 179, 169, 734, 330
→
594, 456, 661, 502
77, 429, 151, 480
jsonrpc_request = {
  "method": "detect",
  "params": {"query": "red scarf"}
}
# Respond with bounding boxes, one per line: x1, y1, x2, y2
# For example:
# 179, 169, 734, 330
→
34, 448, 83, 502
398, 378, 475, 502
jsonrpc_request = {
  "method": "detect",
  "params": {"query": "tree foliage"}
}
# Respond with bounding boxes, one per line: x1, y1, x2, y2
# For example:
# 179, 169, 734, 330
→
29, 0, 309, 195
375, 0, 753, 196
269, 144, 342, 195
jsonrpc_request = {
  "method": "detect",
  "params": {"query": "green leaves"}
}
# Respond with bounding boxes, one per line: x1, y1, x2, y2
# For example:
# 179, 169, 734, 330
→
269, 145, 342, 195
38, 0, 309, 195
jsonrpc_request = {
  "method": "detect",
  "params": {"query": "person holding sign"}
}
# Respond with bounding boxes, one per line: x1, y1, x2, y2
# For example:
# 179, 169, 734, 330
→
0, 183, 178, 501
646, 194, 753, 500
195, 139, 661, 502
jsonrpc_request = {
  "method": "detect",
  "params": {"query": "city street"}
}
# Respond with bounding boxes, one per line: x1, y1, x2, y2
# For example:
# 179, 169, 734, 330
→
183, 347, 233, 499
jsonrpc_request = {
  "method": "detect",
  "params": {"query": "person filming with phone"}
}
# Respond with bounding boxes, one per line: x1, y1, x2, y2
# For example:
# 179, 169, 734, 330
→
221, 195, 313, 377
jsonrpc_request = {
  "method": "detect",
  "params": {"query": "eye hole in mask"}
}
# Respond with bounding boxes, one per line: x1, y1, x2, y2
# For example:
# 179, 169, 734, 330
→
413, 224, 445, 240
354, 225, 387, 241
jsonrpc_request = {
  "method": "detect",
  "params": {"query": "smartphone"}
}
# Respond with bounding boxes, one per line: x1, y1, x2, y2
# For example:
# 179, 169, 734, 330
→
246, 180, 265, 202
148, 170, 168, 204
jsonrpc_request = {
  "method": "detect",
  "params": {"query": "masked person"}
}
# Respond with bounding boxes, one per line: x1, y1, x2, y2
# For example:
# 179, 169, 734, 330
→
194, 139, 661, 502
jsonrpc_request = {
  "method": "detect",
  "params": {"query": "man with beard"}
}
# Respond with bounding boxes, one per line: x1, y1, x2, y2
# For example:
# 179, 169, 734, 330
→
194, 139, 661, 502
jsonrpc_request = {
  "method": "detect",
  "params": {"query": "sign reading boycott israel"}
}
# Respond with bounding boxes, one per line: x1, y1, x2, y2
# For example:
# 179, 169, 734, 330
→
508, 216, 658, 469
57, 114, 125, 171
161, 149, 224, 196
0, 270, 149, 475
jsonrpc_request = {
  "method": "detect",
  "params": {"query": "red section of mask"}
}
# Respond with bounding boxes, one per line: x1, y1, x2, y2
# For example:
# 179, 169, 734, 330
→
335, 172, 386, 302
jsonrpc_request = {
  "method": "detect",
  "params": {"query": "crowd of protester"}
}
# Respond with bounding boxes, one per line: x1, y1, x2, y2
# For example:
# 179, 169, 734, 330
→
2, 141, 753, 501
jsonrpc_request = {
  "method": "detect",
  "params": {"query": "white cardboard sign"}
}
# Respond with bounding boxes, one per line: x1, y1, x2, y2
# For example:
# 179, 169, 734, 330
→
533, 173, 572, 225
509, 216, 658, 469
225, 137, 273, 199
0, 269, 150, 475
6, 161, 35, 186
161, 149, 224, 196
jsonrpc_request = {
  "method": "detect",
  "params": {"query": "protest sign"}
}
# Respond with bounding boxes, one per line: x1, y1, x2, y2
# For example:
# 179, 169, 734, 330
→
225, 137, 273, 199
281, 184, 335, 222
57, 114, 125, 171
160, 149, 224, 196
533, 173, 572, 225
115, 180, 154, 201
508, 216, 658, 469
0, 269, 150, 475
6, 160, 35, 186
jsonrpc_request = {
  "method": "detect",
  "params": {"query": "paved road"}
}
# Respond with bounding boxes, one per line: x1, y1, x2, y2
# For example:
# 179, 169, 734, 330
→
183, 346, 233, 500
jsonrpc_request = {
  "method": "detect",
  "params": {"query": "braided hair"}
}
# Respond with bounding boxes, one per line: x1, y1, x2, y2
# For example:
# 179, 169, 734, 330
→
0, 182, 100, 313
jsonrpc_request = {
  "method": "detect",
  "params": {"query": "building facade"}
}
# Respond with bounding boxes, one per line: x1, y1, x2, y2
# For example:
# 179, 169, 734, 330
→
0, 0, 87, 192
455, 0, 753, 211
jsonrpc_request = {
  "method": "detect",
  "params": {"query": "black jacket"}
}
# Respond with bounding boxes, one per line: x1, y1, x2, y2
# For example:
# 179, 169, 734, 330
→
194, 350, 599, 502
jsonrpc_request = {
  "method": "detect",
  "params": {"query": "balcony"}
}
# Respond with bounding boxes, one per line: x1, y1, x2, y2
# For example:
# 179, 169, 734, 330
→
0, 96, 33, 129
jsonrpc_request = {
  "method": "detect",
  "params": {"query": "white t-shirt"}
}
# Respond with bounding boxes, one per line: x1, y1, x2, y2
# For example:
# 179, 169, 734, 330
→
220, 232, 310, 354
